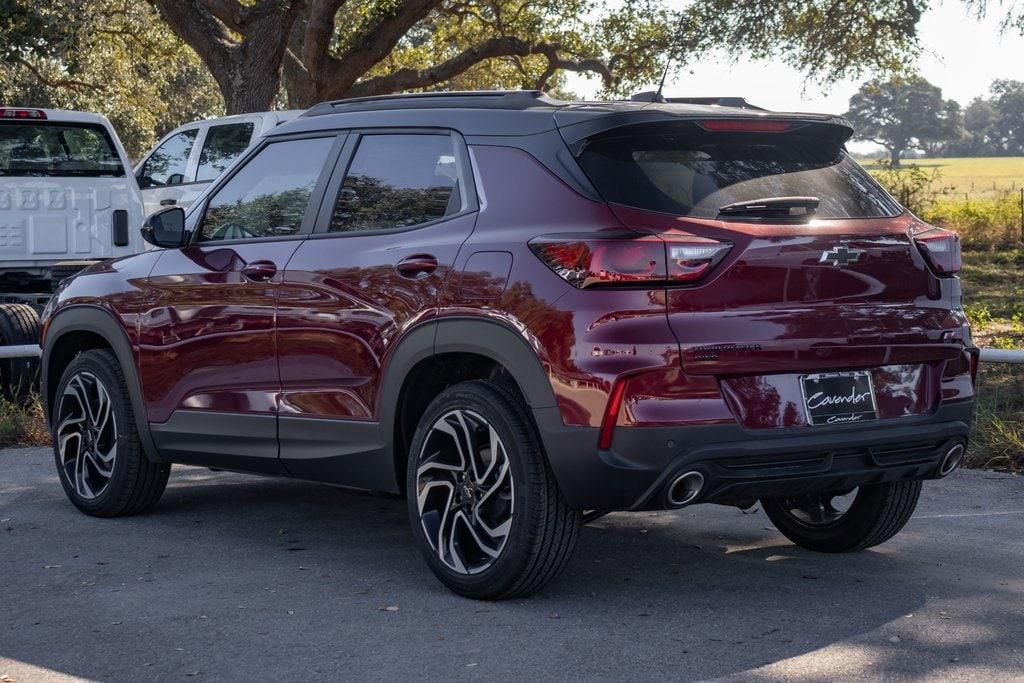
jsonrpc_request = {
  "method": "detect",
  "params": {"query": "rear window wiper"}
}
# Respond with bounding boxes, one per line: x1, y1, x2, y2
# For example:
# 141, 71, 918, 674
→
717, 196, 819, 219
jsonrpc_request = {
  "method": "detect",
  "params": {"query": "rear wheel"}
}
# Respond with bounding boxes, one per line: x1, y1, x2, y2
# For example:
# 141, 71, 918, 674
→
760, 481, 922, 553
0, 303, 40, 402
406, 380, 579, 599
53, 349, 170, 517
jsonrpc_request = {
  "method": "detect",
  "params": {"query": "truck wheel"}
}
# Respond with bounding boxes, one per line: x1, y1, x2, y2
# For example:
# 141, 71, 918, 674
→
406, 380, 580, 599
53, 349, 170, 517
761, 481, 922, 553
0, 303, 41, 402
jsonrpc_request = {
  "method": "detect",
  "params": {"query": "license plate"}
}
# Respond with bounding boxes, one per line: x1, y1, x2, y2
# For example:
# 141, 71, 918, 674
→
800, 371, 878, 426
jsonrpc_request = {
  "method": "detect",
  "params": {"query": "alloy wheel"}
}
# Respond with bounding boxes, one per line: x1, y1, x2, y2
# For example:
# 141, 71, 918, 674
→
415, 409, 514, 575
776, 489, 859, 528
56, 371, 117, 500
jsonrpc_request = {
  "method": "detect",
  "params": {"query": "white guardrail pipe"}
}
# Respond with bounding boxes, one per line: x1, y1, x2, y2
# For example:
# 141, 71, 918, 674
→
979, 349, 1024, 364
0, 344, 1023, 363
0, 345, 41, 360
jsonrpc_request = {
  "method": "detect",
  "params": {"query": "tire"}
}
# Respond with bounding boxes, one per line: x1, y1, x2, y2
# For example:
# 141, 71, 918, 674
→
52, 349, 170, 517
406, 380, 580, 599
0, 303, 40, 403
760, 481, 922, 553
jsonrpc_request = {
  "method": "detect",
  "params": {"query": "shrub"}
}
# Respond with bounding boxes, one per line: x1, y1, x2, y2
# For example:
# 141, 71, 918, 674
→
0, 395, 50, 448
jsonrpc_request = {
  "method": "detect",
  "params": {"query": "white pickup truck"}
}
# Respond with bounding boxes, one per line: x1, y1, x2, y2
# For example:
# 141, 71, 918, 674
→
0, 107, 143, 397
134, 110, 299, 215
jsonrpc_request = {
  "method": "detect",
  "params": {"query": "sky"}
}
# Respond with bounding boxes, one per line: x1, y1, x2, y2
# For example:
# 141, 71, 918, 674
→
564, 1, 1024, 117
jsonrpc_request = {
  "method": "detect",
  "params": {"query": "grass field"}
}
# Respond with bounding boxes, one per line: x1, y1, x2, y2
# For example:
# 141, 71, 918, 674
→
861, 156, 1024, 199
960, 249, 1024, 471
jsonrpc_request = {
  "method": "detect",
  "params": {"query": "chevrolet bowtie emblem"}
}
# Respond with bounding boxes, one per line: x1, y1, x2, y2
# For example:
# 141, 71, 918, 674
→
819, 245, 865, 267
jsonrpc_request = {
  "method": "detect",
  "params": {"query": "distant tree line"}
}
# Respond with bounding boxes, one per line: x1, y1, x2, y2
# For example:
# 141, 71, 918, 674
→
846, 77, 1024, 165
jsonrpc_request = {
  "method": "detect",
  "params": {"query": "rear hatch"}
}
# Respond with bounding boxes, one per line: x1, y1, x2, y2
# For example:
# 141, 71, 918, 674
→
568, 114, 967, 426
0, 112, 143, 273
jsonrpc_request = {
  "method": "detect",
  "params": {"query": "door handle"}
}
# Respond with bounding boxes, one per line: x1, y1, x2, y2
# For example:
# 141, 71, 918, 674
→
159, 198, 177, 206
396, 254, 439, 280
241, 260, 278, 282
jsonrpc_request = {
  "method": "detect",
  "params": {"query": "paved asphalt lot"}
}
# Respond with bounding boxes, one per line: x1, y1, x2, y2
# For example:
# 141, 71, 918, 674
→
2, 446, 1024, 681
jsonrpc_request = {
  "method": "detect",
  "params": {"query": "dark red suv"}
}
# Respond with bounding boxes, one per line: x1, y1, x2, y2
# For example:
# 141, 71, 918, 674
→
40, 91, 976, 599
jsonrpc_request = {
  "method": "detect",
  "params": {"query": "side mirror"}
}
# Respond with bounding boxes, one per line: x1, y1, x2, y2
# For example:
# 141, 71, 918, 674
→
137, 173, 153, 189
141, 206, 186, 248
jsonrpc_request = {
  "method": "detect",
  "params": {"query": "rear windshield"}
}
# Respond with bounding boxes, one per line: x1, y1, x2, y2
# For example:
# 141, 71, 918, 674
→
577, 126, 901, 219
0, 122, 125, 177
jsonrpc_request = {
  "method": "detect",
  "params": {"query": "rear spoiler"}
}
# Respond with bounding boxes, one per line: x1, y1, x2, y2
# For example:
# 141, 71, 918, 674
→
557, 110, 855, 153
629, 93, 766, 110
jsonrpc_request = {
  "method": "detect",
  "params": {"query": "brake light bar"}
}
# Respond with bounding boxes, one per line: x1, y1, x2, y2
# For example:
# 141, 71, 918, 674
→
0, 108, 47, 120
913, 227, 961, 275
699, 119, 790, 133
529, 234, 731, 289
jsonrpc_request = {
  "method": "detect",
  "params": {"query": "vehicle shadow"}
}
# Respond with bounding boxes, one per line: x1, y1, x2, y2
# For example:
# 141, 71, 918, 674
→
3, 464, 1021, 680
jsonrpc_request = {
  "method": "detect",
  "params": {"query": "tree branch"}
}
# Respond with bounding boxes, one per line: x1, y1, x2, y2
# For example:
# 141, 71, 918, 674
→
323, 0, 443, 94
10, 56, 105, 93
302, 0, 348, 87
147, 0, 236, 73
342, 37, 614, 99
198, 0, 246, 32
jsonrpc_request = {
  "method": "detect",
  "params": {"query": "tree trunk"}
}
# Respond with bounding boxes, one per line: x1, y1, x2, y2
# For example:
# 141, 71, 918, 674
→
148, 1, 300, 115
889, 146, 904, 167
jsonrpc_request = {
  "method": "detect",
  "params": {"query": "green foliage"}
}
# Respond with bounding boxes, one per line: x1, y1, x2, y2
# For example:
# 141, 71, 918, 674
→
922, 191, 1024, 248
0, 0, 223, 159
845, 76, 962, 165
954, 80, 1024, 156
870, 158, 942, 214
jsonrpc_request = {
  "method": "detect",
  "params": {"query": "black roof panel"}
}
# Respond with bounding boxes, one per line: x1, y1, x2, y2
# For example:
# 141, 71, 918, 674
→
271, 90, 852, 141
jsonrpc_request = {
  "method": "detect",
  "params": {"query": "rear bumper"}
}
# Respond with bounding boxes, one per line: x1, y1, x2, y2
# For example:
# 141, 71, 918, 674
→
534, 400, 974, 511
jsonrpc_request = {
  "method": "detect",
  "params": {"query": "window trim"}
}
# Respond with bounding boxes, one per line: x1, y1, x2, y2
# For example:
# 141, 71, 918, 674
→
137, 126, 203, 188
0, 120, 126, 178
308, 127, 478, 240
194, 121, 257, 184
186, 132, 346, 246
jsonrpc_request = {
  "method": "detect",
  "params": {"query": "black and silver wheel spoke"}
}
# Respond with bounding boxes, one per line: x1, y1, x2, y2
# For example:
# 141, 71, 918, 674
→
782, 489, 858, 528
416, 409, 514, 575
57, 371, 117, 500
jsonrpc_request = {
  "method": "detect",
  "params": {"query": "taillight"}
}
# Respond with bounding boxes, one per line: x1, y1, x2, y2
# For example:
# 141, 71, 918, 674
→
699, 119, 791, 133
913, 227, 961, 275
0, 108, 46, 120
529, 233, 730, 289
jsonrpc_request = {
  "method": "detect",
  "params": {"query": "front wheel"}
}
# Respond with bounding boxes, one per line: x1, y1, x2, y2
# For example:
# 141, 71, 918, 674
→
52, 349, 170, 517
406, 380, 579, 599
760, 481, 922, 553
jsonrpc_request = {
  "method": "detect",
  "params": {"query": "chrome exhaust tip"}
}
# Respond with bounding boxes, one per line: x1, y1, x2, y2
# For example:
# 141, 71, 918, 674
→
938, 443, 965, 477
666, 471, 705, 508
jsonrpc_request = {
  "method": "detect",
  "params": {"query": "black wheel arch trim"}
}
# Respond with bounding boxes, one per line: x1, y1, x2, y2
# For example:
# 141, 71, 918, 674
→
42, 305, 163, 463
376, 316, 563, 491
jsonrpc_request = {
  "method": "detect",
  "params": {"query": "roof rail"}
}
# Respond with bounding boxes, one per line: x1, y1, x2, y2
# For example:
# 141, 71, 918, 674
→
629, 92, 767, 111
301, 90, 561, 117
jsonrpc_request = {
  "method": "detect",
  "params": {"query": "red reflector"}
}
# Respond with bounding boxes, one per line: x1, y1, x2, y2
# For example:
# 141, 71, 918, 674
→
700, 119, 790, 133
529, 234, 730, 289
599, 378, 628, 450
0, 108, 47, 120
913, 227, 961, 275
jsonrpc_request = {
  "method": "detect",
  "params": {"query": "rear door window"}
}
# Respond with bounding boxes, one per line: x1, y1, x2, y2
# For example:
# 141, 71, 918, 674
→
577, 125, 902, 219
329, 134, 463, 233
198, 137, 331, 242
196, 122, 255, 182
0, 122, 124, 177
140, 129, 197, 187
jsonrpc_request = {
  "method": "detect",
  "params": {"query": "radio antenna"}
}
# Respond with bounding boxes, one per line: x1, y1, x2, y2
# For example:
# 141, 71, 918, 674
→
654, 57, 672, 102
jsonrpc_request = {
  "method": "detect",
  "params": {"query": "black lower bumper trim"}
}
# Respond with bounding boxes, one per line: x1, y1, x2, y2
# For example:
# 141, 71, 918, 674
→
534, 401, 974, 511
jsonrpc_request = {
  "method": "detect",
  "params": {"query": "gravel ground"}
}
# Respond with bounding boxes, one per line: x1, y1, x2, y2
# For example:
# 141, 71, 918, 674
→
2, 446, 1023, 681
